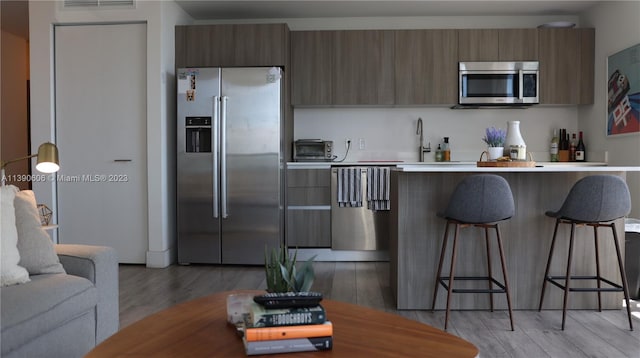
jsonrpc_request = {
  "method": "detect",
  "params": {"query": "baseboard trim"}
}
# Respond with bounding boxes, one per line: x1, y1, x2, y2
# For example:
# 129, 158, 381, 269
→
146, 248, 175, 268
291, 248, 389, 262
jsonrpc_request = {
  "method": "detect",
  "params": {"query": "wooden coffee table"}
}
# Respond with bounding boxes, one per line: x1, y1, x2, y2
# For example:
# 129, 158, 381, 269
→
87, 290, 478, 357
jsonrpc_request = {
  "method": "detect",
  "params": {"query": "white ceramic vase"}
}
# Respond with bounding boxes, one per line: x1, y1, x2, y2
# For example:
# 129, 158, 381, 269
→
487, 147, 504, 160
503, 120, 526, 156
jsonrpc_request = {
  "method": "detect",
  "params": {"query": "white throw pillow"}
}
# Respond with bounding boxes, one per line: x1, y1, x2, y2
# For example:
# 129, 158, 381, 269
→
1, 185, 30, 286
14, 190, 65, 274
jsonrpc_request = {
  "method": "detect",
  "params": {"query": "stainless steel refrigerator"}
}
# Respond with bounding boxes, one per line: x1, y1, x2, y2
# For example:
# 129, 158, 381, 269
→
177, 67, 283, 265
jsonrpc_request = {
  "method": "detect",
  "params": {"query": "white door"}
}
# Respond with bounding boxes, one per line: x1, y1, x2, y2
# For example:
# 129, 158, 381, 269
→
55, 23, 147, 263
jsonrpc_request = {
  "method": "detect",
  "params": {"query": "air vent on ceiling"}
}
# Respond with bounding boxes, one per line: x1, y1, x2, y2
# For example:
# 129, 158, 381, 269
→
64, 0, 135, 8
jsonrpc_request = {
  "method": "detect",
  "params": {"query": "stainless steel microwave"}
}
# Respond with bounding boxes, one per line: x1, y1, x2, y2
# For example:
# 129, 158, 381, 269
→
293, 139, 334, 162
459, 61, 539, 105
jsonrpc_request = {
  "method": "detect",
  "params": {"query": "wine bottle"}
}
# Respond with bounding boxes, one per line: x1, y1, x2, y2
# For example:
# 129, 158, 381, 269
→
569, 133, 577, 161
550, 129, 559, 162
575, 131, 586, 162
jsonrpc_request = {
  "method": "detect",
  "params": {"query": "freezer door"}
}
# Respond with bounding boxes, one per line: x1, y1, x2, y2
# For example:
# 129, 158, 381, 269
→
220, 67, 283, 264
177, 67, 222, 264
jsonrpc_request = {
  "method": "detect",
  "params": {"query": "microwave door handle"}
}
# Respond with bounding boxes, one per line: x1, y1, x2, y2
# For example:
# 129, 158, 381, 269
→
195, 130, 200, 152
518, 69, 524, 102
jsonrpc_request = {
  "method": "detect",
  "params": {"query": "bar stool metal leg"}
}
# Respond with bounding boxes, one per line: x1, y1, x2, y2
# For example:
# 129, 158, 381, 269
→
444, 224, 461, 330
561, 223, 577, 330
431, 221, 451, 312
495, 224, 514, 331
539, 219, 561, 311
610, 223, 634, 331
485, 226, 494, 312
593, 225, 602, 312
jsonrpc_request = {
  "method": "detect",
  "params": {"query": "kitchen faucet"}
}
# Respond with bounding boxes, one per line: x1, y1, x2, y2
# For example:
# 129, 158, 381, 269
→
416, 117, 431, 162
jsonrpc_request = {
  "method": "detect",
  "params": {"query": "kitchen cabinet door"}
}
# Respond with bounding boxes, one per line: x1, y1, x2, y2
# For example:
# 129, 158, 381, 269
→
333, 30, 395, 105
291, 31, 333, 105
395, 30, 458, 105
175, 25, 235, 67
286, 168, 331, 248
459, 29, 538, 62
458, 29, 499, 61
539, 28, 594, 104
498, 29, 538, 61
577, 28, 595, 104
175, 24, 289, 68
233, 24, 289, 67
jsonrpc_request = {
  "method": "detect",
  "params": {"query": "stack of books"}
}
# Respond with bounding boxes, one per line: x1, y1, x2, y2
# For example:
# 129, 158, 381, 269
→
240, 295, 333, 355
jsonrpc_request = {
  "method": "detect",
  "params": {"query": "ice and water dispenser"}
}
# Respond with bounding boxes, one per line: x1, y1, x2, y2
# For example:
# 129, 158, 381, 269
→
185, 116, 212, 153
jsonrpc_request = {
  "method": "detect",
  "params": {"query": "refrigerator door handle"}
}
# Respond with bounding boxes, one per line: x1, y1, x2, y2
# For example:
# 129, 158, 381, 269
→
221, 96, 229, 218
213, 96, 220, 218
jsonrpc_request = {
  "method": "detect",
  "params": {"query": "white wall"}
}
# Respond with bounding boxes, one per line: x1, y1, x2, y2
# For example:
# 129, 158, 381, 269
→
295, 107, 580, 163
580, 1, 640, 218
29, 0, 192, 267
202, 15, 580, 30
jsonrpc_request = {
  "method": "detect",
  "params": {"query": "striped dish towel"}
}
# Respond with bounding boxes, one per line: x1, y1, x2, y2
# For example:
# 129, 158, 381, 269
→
337, 167, 362, 207
367, 167, 390, 211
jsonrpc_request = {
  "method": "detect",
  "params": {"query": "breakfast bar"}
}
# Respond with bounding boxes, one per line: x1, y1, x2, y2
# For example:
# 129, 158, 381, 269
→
390, 164, 639, 310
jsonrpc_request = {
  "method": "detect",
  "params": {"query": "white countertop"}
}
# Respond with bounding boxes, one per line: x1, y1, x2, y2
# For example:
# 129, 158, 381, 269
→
397, 163, 640, 172
287, 161, 640, 172
287, 161, 404, 169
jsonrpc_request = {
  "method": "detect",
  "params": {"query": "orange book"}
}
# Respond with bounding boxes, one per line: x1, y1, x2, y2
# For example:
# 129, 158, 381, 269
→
244, 321, 333, 342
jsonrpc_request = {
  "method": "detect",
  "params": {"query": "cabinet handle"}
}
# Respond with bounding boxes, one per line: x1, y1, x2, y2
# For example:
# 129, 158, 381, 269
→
114, 159, 132, 162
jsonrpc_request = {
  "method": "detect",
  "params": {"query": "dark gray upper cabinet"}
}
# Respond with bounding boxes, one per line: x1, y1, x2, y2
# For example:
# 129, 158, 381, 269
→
288, 27, 594, 106
458, 29, 538, 61
291, 31, 333, 106
291, 30, 395, 106
539, 28, 594, 104
458, 29, 499, 61
395, 30, 458, 105
577, 29, 595, 105
175, 24, 289, 68
498, 29, 538, 61
333, 30, 395, 105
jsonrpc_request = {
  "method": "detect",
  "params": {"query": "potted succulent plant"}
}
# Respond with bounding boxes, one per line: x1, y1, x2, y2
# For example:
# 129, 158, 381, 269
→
264, 246, 315, 293
482, 127, 506, 160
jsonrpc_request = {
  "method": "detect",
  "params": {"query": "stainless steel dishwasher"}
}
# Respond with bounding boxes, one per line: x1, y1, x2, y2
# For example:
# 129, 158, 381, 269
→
331, 167, 389, 251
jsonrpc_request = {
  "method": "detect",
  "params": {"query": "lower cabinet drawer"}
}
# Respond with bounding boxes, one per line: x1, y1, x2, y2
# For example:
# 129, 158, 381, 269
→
286, 209, 331, 248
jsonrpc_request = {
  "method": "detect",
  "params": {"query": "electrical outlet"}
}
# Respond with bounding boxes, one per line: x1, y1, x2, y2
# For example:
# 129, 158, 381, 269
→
345, 138, 351, 150
359, 138, 365, 150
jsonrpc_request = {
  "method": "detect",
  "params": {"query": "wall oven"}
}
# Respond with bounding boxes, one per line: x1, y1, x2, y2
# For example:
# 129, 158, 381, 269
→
459, 61, 539, 105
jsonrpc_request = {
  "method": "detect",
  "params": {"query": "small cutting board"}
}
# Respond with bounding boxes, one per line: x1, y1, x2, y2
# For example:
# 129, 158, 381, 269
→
477, 161, 536, 167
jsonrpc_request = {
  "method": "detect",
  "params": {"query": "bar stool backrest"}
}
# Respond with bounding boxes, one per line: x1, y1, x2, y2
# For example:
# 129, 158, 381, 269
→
554, 175, 631, 222
442, 174, 514, 224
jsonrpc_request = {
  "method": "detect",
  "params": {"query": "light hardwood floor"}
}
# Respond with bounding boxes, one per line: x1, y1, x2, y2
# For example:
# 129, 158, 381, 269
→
119, 262, 640, 357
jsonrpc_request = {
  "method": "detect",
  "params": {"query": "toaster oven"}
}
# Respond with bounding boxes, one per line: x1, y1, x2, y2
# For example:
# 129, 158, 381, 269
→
293, 139, 334, 162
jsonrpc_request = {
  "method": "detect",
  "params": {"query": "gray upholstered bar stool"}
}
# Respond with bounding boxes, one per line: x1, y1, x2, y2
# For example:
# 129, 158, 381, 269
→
431, 174, 515, 331
538, 175, 634, 330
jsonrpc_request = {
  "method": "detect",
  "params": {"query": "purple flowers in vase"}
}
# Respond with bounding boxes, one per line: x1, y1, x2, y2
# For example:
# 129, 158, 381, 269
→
482, 127, 506, 148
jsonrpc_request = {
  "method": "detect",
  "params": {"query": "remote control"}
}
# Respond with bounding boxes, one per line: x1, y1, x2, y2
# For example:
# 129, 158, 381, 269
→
253, 291, 323, 309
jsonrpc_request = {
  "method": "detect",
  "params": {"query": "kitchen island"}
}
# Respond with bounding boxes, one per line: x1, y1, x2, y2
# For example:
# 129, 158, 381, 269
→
390, 164, 640, 310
